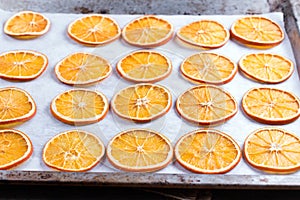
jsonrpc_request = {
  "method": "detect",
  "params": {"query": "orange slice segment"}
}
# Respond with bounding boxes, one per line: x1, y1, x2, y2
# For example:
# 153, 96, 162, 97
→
107, 129, 173, 172
239, 53, 294, 84
0, 50, 48, 81
116, 50, 172, 83
242, 87, 300, 124
244, 127, 300, 174
176, 85, 237, 125
55, 52, 112, 86
180, 52, 237, 85
4, 11, 50, 39
176, 20, 229, 49
230, 16, 284, 49
0, 129, 33, 170
175, 129, 241, 174
67, 14, 121, 46
50, 89, 109, 125
43, 130, 105, 172
0, 87, 36, 128
122, 15, 174, 48
111, 83, 172, 122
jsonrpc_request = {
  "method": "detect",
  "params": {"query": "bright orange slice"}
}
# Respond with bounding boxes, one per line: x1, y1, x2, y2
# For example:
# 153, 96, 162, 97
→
67, 14, 121, 46
0, 50, 48, 81
180, 52, 237, 85
0, 87, 36, 128
116, 50, 172, 83
176, 85, 237, 125
239, 53, 294, 83
242, 87, 300, 124
55, 52, 112, 86
111, 83, 172, 122
230, 16, 284, 49
244, 127, 300, 174
43, 130, 105, 172
175, 129, 241, 174
0, 129, 33, 170
176, 20, 229, 49
122, 15, 174, 48
107, 129, 173, 172
50, 89, 109, 125
4, 11, 50, 39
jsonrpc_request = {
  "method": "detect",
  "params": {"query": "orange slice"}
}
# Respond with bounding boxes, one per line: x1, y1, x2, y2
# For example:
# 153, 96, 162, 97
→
176, 85, 237, 125
43, 130, 105, 172
242, 87, 300, 124
122, 15, 174, 48
230, 16, 284, 49
4, 11, 50, 39
244, 127, 300, 174
107, 129, 173, 172
0, 50, 48, 81
175, 129, 241, 174
239, 53, 294, 84
67, 14, 121, 46
111, 83, 172, 122
180, 52, 237, 85
116, 50, 172, 83
0, 87, 36, 128
0, 129, 33, 170
176, 20, 229, 49
50, 89, 109, 125
55, 52, 112, 86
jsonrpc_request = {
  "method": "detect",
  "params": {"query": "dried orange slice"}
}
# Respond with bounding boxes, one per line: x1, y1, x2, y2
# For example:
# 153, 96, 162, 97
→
242, 87, 300, 124
43, 130, 105, 172
177, 20, 229, 49
107, 129, 173, 172
0, 87, 36, 128
239, 53, 294, 84
0, 50, 48, 81
176, 85, 237, 125
230, 16, 284, 49
0, 129, 33, 170
116, 50, 172, 83
244, 127, 300, 174
67, 14, 121, 46
180, 52, 237, 85
55, 52, 112, 86
50, 89, 109, 125
175, 129, 241, 174
4, 11, 50, 39
122, 15, 174, 48
111, 83, 172, 122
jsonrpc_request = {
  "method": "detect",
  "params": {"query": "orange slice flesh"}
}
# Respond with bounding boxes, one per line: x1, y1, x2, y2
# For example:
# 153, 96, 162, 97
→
177, 20, 229, 49
239, 53, 294, 84
43, 130, 105, 172
107, 129, 173, 172
0, 50, 48, 81
4, 11, 50, 39
50, 89, 109, 125
68, 14, 121, 46
176, 85, 237, 125
0, 87, 36, 128
111, 83, 172, 122
175, 129, 241, 174
244, 127, 300, 174
122, 15, 174, 48
180, 52, 237, 85
242, 87, 300, 125
55, 52, 112, 86
0, 129, 33, 170
116, 50, 172, 83
230, 16, 284, 49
